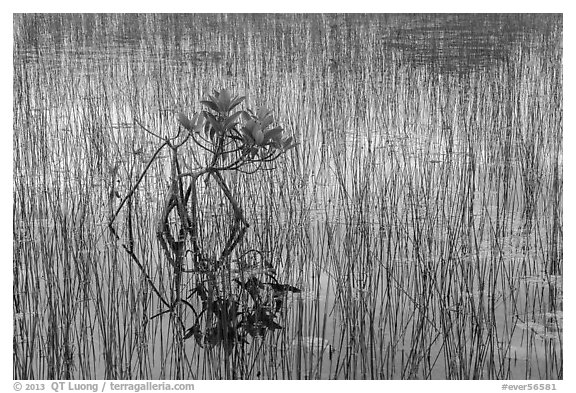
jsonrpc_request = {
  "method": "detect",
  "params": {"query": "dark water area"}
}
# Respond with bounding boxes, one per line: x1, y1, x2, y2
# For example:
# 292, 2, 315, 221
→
14, 13, 561, 74
382, 14, 561, 73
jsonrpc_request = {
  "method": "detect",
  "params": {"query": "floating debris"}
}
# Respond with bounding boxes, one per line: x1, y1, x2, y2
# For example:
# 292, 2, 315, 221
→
517, 317, 563, 341
292, 336, 332, 353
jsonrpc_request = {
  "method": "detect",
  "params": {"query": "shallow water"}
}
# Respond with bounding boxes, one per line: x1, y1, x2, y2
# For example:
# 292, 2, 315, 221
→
13, 14, 562, 379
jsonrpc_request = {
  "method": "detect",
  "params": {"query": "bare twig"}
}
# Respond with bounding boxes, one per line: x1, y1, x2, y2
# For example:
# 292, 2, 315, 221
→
108, 140, 168, 226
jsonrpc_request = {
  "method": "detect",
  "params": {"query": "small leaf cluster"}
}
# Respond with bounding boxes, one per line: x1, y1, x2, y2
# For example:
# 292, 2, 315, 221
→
184, 276, 300, 351
178, 89, 297, 169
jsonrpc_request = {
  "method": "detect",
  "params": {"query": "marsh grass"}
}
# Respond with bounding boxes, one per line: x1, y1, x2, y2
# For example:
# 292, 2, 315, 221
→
13, 14, 562, 379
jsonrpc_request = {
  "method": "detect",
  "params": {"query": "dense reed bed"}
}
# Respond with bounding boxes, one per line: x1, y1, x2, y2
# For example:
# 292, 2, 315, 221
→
13, 14, 562, 379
